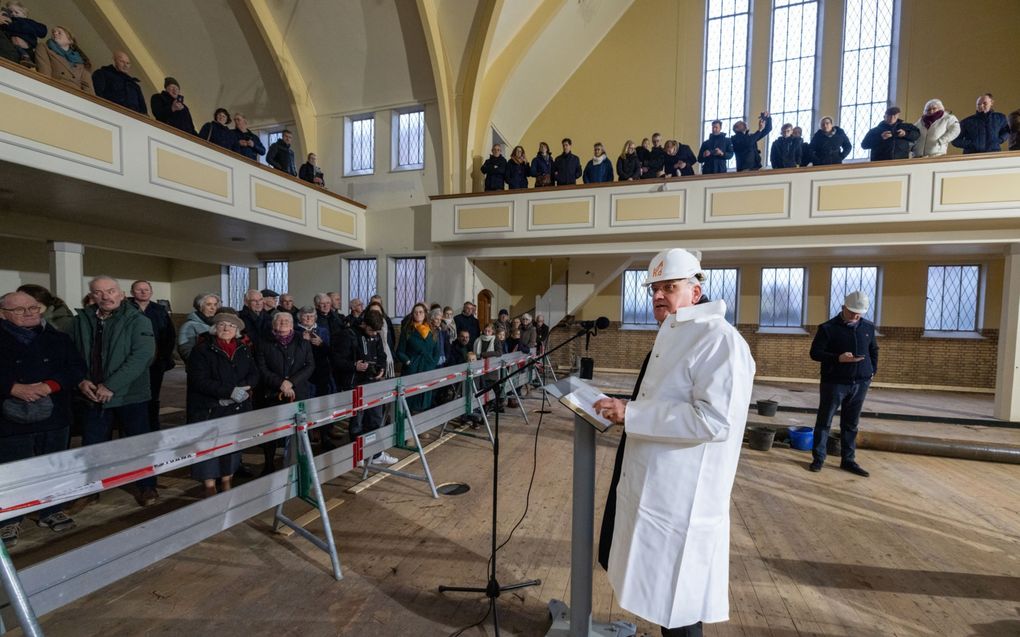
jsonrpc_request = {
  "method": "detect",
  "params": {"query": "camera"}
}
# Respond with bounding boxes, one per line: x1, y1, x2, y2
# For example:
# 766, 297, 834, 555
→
365, 362, 380, 377
759, 112, 766, 119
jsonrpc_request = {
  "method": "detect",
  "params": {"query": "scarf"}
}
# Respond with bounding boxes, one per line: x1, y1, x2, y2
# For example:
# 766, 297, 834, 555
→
1, 320, 40, 346
413, 322, 431, 340
200, 312, 215, 326
591, 155, 606, 165
274, 329, 295, 346
476, 334, 495, 353
216, 337, 238, 359
922, 110, 944, 129
47, 39, 84, 65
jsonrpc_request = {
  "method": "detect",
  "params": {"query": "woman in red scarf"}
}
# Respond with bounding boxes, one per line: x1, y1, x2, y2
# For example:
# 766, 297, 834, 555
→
396, 302, 441, 413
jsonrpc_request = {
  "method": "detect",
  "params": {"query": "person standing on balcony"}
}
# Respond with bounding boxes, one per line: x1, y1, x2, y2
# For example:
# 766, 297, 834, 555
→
640, 133, 666, 180
199, 108, 239, 152
480, 143, 508, 191
151, 77, 196, 135
232, 112, 266, 162
1009, 108, 1020, 151
299, 153, 325, 187
731, 112, 772, 171
92, 51, 147, 115
911, 99, 960, 158
953, 93, 1011, 154
553, 138, 582, 185
792, 126, 813, 166
0, 1, 46, 69
530, 142, 553, 187
582, 142, 614, 183
266, 129, 297, 176
698, 120, 733, 174
663, 139, 697, 177
809, 117, 851, 165
770, 123, 802, 169
505, 145, 530, 190
35, 25, 93, 96
862, 107, 919, 161
616, 140, 641, 181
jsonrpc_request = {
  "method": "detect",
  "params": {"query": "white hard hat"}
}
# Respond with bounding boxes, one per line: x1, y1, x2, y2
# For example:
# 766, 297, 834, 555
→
844, 291, 870, 314
643, 248, 705, 286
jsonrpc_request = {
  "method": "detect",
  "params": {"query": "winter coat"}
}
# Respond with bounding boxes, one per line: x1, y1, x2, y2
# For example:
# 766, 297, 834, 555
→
505, 158, 530, 189
480, 155, 507, 191
582, 157, 614, 183
810, 315, 879, 384
809, 127, 852, 165
770, 136, 802, 169
70, 303, 155, 408
185, 336, 259, 423
698, 133, 733, 174
552, 152, 582, 186
953, 111, 1010, 154
616, 153, 641, 181
35, 41, 94, 95
232, 129, 266, 161
396, 324, 441, 411
663, 145, 697, 177
91, 64, 147, 114
1, 15, 46, 50
798, 139, 813, 166
912, 113, 961, 157
42, 301, 75, 333
199, 120, 239, 152
731, 117, 772, 171
640, 147, 666, 179
257, 336, 314, 403
1009, 110, 1020, 151
298, 162, 324, 186
0, 321, 86, 436
131, 300, 176, 371
453, 313, 480, 346
861, 120, 920, 161
177, 311, 213, 362
606, 300, 755, 628
239, 307, 268, 345
295, 323, 333, 392
266, 140, 297, 176
519, 324, 537, 352
332, 327, 388, 389
531, 154, 553, 187
151, 91, 197, 135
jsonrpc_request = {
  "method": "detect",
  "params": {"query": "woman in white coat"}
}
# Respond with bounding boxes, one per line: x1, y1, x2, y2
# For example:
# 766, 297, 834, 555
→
912, 98, 961, 157
594, 248, 755, 636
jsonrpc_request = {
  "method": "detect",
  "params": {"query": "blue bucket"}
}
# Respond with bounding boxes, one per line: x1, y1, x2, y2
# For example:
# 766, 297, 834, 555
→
787, 426, 814, 451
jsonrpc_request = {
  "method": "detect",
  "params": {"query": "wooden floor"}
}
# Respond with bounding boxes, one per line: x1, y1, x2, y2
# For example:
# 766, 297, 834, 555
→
14, 389, 1020, 637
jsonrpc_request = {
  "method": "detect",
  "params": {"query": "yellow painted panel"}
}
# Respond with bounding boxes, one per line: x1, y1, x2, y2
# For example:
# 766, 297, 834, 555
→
710, 188, 786, 217
532, 200, 590, 226
457, 204, 512, 230
941, 173, 1020, 206
817, 180, 903, 211
0, 92, 113, 163
615, 194, 684, 222
156, 148, 229, 198
319, 203, 356, 236
254, 182, 303, 220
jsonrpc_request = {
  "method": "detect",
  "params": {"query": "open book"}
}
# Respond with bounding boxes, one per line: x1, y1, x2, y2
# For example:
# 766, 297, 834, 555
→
559, 384, 614, 433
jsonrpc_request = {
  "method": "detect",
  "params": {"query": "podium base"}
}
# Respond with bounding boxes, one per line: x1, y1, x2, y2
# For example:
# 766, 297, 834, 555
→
545, 599, 637, 636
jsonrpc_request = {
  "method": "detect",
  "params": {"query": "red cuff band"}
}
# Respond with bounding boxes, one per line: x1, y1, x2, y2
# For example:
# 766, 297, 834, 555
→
43, 380, 61, 394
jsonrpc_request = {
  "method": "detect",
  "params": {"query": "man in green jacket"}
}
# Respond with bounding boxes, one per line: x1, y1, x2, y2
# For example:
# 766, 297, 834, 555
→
72, 276, 158, 507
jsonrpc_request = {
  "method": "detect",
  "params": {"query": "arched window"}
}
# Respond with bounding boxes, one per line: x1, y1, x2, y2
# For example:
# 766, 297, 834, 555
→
767, 0, 820, 158
702, 0, 752, 161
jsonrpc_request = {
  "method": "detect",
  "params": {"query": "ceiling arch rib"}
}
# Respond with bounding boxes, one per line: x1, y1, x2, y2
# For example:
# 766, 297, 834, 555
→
74, 0, 165, 97
416, 0, 458, 195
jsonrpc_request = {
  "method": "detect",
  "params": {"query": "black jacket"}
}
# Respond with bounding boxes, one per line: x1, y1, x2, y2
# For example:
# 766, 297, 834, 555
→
732, 117, 772, 171
199, 120, 238, 152
770, 136, 802, 169
92, 65, 147, 115
267, 140, 296, 176
257, 336, 315, 403
331, 327, 388, 390
130, 300, 176, 370
480, 155, 507, 191
239, 307, 268, 345
809, 128, 852, 165
185, 336, 259, 423
640, 147, 666, 179
664, 144, 697, 177
861, 120, 920, 161
453, 313, 480, 346
530, 154, 552, 184
798, 139, 813, 166
552, 152, 581, 185
0, 321, 86, 436
953, 111, 1010, 154
809, 315, 879, 384
150, 91, 197, 135
298, 162, 324, 186
698, 133, 734, 174
505, 159, 530, 189
232, 129, 266, 161
616, 153, 641, 180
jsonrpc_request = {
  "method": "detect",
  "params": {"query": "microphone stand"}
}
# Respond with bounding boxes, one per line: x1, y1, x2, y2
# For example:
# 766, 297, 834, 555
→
439, 323, 602, 636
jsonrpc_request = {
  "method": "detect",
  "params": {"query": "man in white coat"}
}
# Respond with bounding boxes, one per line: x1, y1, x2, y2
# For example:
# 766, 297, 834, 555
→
594, 248, 755, 636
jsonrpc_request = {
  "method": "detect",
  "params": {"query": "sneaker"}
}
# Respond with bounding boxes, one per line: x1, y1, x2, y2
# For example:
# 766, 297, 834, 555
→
1, 522, 20, 548
840, 461, 870, 477
372, 451, 399, 466
135, 487, 159, 507
808, 460, 823, 472
37, 511, 76, 532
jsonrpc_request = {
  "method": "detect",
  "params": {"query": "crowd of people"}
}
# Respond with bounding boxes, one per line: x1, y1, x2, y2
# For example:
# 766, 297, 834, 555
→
479, 95, 1020, 191
0, 1, 326, 188
0, 279, 550, 548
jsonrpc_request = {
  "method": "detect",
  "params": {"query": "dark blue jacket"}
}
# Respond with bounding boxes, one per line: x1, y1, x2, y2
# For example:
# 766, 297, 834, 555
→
640, 147, 666, 179
698, 133, 733, 174
664, 144, 697, 177
861, 119, 920, 161
199, 120, 239, 152
92, 65, 147, 115
150, 91, 197, 135
616, 153, 641, 180
582, 157, 614, 183
810, 315, 879, 384
552, 152, 581, 185
480, 154, 507, 191
505, 159, 530, 189
266, 140, 296, 176
0, 321, 86, 436
770, 136, 802, 169
732, 117, 772, 171
953, 111, 1010, 154
809, 128, 852, 165
1, 15, 46, 50
232, 129, 266, 161
530, 154, 552, 186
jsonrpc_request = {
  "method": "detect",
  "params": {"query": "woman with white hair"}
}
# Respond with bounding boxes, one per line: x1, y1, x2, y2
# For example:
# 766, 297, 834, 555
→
912, 98, 961, 157
177, 293, 221, 361
256, 311, 314, 475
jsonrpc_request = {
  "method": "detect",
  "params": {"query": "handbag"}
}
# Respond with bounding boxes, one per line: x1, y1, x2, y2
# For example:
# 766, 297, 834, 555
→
2, 395, 54, 424
535, 173, 552, 187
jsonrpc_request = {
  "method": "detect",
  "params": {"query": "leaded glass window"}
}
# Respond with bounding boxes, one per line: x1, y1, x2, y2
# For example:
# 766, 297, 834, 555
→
702, 268, 739, 324
622, 269, 656, 325
395, 109, 425, 169
225, 265, 249, 311
839, 0, 897, 160
925, 265, 980, 332
760, 267, 805, 327
394, 257, 426, 320
829, 266, 878, 322
345, 114, 375, 175
265, 261, 288, 294
348, 258, 377, 306
703, 0, 751, 170
768, 0, 819, 164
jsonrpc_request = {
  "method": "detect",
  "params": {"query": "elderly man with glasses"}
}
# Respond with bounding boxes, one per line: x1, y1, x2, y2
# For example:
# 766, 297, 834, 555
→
0, 291, 87, 547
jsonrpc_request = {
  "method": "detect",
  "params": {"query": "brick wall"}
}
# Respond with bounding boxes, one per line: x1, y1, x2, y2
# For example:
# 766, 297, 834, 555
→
549, 323, 999, 389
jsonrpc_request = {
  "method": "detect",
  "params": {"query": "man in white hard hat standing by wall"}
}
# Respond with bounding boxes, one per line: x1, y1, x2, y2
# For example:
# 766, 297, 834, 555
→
593, 248, 755, 636
808, 290, 878, 477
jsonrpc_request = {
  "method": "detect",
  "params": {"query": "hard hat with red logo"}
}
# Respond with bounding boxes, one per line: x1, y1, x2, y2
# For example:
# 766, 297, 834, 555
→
642, 248, 706, 286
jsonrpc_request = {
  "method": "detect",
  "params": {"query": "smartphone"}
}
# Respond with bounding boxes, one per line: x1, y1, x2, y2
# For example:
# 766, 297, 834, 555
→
852, 354, 866, 362
176, 94, 184, 103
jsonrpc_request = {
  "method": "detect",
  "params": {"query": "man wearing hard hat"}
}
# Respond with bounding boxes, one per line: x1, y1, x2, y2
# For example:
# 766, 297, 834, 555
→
807, 290, 878, 477
594, 248, 755, 636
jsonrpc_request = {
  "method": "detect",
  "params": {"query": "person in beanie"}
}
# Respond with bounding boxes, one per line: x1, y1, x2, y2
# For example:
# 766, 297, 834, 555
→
808, 291, 878, 477
151, 76, 196, 135
861, 107, 919, 161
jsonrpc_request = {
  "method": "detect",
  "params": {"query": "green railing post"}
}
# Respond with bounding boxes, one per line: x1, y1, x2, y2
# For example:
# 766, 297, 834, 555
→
293, 404, 316, 507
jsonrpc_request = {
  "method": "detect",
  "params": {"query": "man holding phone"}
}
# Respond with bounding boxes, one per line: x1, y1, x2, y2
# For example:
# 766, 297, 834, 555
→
808, 291, 879, 476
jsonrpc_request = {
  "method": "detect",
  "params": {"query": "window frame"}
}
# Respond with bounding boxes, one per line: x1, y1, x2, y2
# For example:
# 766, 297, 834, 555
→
391, 106, 426, 172
765, 0, 822, 165
828, 265, 882, 326
758, 266, 808, 332
923, 264, 985, 337
701, 267, 741, 325
343, 112, 376, 177
222, 265, 250, 311
620, 268, 658, 328
344, 257, 378, 307
700, 0, 753, 171
263, 260, 289, 295
391, 256, 427, 321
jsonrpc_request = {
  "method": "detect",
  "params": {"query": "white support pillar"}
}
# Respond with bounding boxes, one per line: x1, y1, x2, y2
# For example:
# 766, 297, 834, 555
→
994, 244, 1020, 420
48, 241, 84, 308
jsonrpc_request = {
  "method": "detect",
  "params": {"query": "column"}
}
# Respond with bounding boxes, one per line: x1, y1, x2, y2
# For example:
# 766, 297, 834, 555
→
994, 244, 1020, 420
48, 241, 84, 308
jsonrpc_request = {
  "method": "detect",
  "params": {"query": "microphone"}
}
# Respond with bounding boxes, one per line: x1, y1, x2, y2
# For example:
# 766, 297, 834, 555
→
559, 316, 611, 331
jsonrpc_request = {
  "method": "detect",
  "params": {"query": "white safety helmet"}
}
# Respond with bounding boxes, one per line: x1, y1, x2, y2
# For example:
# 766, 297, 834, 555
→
642, 248, 706, 286
843, 291, 870, 314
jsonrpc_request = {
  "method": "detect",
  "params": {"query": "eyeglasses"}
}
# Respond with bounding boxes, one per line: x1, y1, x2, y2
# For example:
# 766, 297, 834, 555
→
1, 305, 43, 316
646, 280, 687, 297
